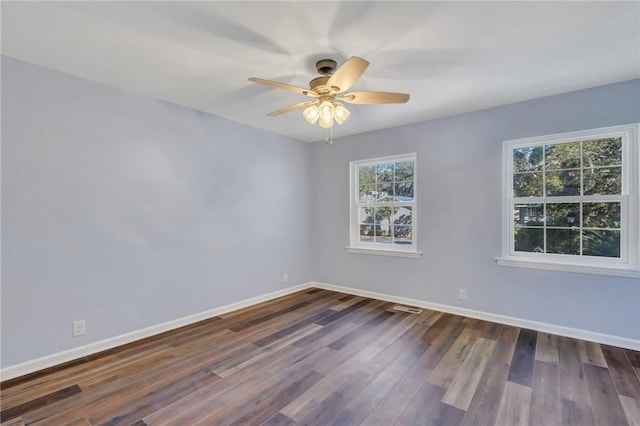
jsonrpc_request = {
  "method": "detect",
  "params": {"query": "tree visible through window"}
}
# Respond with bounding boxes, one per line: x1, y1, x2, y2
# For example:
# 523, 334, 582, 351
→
349, 153, 418, 255
513, 137, 623, 257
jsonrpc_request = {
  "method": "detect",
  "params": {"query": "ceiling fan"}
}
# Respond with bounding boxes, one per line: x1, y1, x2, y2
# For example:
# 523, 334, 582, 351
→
248, 57, 410, 128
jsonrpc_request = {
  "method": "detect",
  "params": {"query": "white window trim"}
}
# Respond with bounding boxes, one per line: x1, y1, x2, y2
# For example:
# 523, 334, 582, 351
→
346, 153, 422, 258
496, 124, 640, 278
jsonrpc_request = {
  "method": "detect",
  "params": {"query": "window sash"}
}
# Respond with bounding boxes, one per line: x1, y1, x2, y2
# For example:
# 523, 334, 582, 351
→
508, 197, 628, 263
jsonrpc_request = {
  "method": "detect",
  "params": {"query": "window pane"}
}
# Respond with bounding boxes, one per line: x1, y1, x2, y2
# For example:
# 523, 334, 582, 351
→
375, 207, 393, 225
376, 183, 394, 201
395, 161, 414, 181
394, 182, 414, 200
375, 225, 392, 243
545, 142, 580, 170
514, 228, 543, 253
393, 206, 412, 225
513, 204, 544, 227
546, 170, 580, 196
546, 203, 580, 227
359, 207, 374, 224
583, 138, 622, 167
583, 167, 621, 195
358, 165, 376, 202
583, 230, 620, 257
583, 202, 620, 229
514, 172, 543, 197
393, 225, 412, 244
376, 163, 394, 183
513, 146, 543, 172
547, 229, 580, 255
359, 225, 374, 242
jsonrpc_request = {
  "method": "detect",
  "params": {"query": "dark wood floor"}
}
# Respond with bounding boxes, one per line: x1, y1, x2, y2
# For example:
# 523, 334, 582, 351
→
1, 288, 639, 426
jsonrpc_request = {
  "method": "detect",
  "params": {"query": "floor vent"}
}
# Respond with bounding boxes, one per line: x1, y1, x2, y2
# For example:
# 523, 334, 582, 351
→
393, 305, 422, 314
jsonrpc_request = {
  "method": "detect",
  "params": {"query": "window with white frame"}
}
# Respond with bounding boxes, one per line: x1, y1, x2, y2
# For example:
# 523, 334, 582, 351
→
498, 124, 639, 277
348, 153, 420, 258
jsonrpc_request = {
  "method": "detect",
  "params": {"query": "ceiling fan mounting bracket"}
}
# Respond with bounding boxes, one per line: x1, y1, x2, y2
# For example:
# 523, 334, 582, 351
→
315, 59, 337, 76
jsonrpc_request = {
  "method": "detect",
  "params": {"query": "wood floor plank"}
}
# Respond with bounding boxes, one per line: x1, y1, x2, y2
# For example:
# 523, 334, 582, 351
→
535, 332, 559, 365
143, 345, 315, 424
494, 381, 532, 426
278, 369, 359, 420
2, 288, 639, 426
421, 314, 467, 370
441, 337, 496, 411
228, 370, 324, 426
0, 418, 25, 426
508, 328, 537, 387
229, 300, 313, 332
460, 324, 518, 426
294, 371, 375, 426
602, 345, 640, 398
429, 328, 478, 388
627, 349, 640, 368
560, 398, 595, 426
359, 362, 433, 424
393, 381, 448, 425
314, 298, 376, 326
96, 368, 220, 426
65, 418, 92, 426
313, 311, 412, 377
583, 363, 630, 426
619, 395, 640, 426
530, 360, 562, 426
0, 385, 82, 422
193, 368, 324, 425
557, 336, 590, 404
261, 412, 295, 426
579, 340, 608, 367
253, 309, 336, 347
328, 311, 396, 350
328, 316, 434, 425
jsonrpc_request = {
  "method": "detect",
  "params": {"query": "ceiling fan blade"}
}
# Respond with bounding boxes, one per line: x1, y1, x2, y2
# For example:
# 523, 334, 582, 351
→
326, 56, 369, 92
338, 91, 410, 104
248, 77, 318, 97
267, 100, 317, 116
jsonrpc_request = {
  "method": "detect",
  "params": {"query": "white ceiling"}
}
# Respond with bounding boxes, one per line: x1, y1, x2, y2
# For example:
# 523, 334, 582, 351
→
2, 1, 639, 142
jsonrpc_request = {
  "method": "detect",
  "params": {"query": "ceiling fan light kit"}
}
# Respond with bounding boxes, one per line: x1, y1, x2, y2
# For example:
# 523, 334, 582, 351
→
249, 56, 410, 133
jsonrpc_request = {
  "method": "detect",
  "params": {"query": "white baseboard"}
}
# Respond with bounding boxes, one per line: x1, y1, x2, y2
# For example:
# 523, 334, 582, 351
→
0, 283, 314, 382
310, 282, 640, 351
3, 280, 637, 382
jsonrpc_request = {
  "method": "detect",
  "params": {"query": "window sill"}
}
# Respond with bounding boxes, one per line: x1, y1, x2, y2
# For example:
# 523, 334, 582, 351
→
346, 246, 422, 259
495, 256, 640, 278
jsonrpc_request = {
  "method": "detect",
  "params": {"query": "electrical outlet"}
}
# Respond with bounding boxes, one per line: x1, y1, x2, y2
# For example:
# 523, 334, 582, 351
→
283, 272, 289, 283
458, 289, 467, 301
73, 320, 86, 337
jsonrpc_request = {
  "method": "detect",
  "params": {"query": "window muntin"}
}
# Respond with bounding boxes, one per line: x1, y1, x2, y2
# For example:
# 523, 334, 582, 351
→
350, 153, 418, 253
502, 124, 639, 274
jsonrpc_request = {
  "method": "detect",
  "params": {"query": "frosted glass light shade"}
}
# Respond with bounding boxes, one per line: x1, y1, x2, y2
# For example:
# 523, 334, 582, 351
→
319, 101, 334, 121
333, 102, 350, 125
319, 116, 334, 128
303, 105, 319, 124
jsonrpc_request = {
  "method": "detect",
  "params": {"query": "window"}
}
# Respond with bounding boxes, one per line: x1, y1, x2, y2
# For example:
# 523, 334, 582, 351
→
347, 153, 421, 258
497, 124, 639, 277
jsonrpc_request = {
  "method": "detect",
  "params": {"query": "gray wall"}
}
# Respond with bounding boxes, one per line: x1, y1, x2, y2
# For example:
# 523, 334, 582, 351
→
1, 57, 314, 367
310, 79, 640, 341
